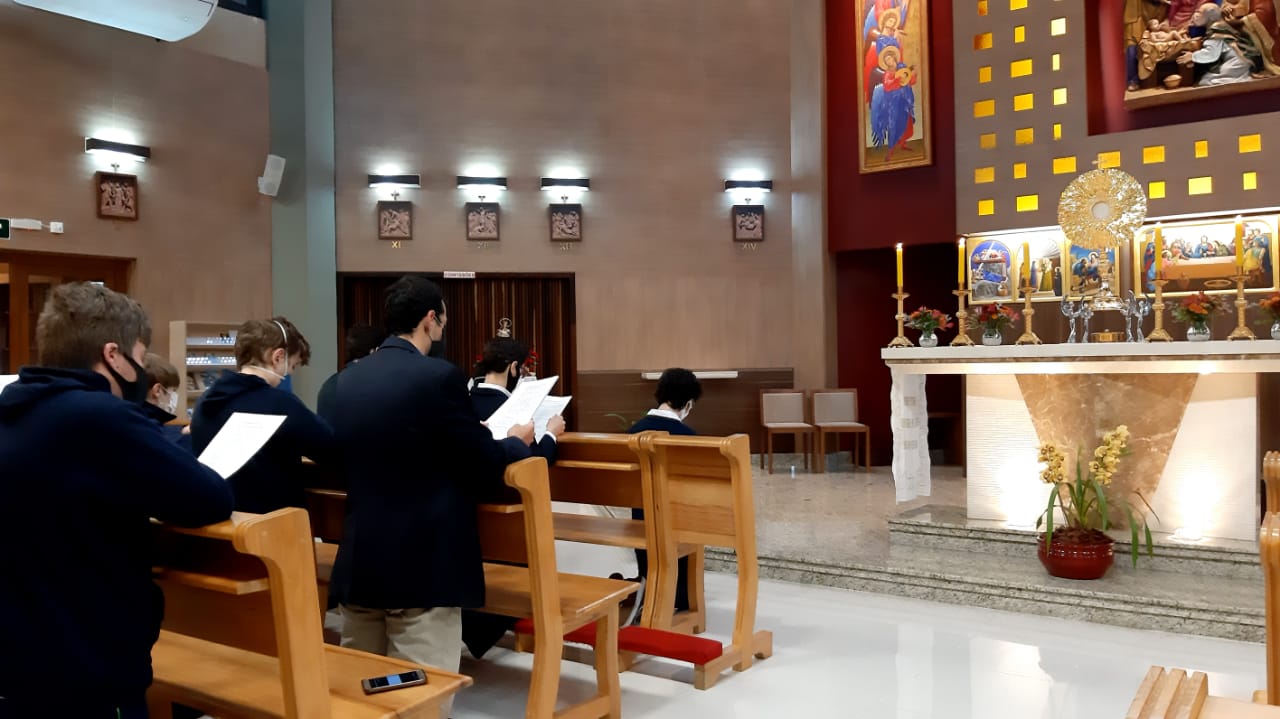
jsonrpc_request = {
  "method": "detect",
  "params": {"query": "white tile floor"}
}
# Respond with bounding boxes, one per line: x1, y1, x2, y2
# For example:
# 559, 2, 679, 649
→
453, 544, 1266, 718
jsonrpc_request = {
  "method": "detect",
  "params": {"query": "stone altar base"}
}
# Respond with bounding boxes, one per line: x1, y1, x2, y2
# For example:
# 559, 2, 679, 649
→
706, 504, 1264, 642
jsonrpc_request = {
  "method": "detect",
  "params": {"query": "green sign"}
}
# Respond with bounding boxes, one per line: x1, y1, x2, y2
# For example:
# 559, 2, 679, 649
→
0, 218, 9, 240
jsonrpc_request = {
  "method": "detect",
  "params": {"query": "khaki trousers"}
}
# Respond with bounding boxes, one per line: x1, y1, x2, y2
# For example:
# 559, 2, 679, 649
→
340, 604, 463, 718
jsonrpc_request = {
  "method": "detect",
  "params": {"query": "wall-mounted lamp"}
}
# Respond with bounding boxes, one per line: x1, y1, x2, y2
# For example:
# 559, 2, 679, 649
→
540, 178, 591, 192
85, 137, 150, 163
367, 174, 421, 189
457, 176, 508, 192
723, 179, 773, 193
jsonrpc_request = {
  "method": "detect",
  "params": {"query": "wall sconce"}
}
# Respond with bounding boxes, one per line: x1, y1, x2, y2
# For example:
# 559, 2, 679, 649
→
725, 179, 771, 248
541, 177, 590, 205
84, 137, 150, 164
723, 179, 773, 193
367, 173, 421, 189
457, 176, 508, 192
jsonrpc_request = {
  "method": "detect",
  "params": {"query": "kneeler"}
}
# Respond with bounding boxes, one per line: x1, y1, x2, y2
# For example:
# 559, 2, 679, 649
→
512, 618, 724, 683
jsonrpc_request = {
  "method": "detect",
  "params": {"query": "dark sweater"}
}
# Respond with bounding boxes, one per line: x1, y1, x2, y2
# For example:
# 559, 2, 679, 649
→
190, 372, 335, 514
140, 401, 194, 454
628, 413, 697, 436
0, 367, 233, 711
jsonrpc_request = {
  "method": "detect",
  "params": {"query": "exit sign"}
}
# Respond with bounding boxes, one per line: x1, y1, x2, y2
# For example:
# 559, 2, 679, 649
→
0, 218, 9, 240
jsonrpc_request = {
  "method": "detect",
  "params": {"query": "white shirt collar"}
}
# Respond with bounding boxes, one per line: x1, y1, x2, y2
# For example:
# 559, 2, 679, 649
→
647, 407, 682, 421
476, 382, 512, 397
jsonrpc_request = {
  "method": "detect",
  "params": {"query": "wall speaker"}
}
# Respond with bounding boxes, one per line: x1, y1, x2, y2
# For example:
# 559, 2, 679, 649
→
257, 154, 286, 197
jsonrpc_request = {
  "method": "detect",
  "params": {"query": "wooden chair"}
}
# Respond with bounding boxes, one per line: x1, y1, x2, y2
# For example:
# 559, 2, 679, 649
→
476, 457, 638, 718
759, 389, 814, 474
642, 433, 773, 689
809, 388, 870, 472
148, 508, 470, 719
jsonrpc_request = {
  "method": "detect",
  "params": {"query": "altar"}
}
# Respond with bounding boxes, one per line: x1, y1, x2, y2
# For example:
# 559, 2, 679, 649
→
882, 341, 1280, 542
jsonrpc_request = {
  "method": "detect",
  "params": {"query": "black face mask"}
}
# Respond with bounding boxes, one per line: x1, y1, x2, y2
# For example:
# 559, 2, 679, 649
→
106, 352, 150, 404
505, 365, 521, 393
427, 334, 446, 360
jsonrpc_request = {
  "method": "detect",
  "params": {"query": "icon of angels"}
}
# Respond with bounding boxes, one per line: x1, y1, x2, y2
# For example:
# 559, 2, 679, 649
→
732, 205, 765, 242
466, 202, 500, 241
549, 204, 583, 242
855, 0, 932, 173
95, 172, 139, 220
376, 201, 412, 240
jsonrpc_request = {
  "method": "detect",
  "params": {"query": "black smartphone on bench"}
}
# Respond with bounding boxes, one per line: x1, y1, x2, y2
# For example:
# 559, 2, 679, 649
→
361, 669, 428, 694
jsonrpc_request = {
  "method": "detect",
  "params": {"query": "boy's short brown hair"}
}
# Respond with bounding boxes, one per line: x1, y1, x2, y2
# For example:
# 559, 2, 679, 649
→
36, 282, 151, 370
143, 352, 180, 389
234, 316, 312, 369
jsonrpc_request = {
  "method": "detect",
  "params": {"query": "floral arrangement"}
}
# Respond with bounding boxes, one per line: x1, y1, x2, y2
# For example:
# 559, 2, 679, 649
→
976, 303, 1020, 333
1259, 293, 1280, 322
1036, 425, 1156, 567
1171, 292, 1225, 327
523, 348, 539, 375
905, 306, 953, 335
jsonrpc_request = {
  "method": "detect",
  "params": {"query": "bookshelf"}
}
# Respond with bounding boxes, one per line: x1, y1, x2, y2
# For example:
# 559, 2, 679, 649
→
169, 320, 240, 420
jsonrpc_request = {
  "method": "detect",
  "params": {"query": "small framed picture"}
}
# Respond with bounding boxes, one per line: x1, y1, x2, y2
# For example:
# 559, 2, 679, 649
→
732, 204, 765, 242
466, 202, 500, 241
95, 172, 139, 220
549, 204, 583, 242
377, 201, 412, 240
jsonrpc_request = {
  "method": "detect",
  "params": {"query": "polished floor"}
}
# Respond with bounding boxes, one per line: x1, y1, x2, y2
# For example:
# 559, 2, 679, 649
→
454, 571, 1265, 718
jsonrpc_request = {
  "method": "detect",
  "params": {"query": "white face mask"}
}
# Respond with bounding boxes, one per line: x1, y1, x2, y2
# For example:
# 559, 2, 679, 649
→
678, 401, 694, 421
164, 390, 179, 415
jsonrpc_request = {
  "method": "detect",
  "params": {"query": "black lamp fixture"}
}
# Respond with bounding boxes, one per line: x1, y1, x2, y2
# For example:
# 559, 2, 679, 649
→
457, 175, 508, 191
723, 179, 773, 193
540, 177, 591, 192
367, 173, 421, 189
84, 137, 151, 162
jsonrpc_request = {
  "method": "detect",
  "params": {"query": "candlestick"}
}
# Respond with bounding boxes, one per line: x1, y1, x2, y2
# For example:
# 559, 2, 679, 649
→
957, 238, 966, 286
952, 287, 975, 346
887, 290, 914, 348
1235, 216, 1244, 272
896, 243, 904, 288
1154, 224, 1163, 277
1145, 278, 1173, 342
1228, 273, 1257, 341
1015, 283, 1042, 345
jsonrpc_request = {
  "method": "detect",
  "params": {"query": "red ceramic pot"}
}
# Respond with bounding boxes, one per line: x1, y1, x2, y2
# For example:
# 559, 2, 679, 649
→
1037, 534, 1114, 580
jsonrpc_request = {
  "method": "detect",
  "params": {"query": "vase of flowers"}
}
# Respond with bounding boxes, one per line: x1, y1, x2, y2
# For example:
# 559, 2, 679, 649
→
905, 306, 953, 348
1259, 293, 1280, 340
1171, 292, 1224, 342
976, 304, 1019, 346
1036, 425, 1156, 579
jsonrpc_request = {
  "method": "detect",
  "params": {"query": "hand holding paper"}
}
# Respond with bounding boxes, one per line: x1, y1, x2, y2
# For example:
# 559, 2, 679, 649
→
485, 376, 558, 440
533, 395, 571, 440
197, 412, 287, 479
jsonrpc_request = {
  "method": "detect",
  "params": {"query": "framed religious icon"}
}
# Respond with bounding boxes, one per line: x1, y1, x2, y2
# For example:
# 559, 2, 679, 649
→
854, 0, 932, 173
549, 203, 583, 242
376, 201, 412, 240
968, 238, 1014, 302
1131, 214, 1278, 296
1005, 230, 1067, 302
731, 204, 765, 242
95, 172, 139, 220
465, 202, 500, 241
1066, 243, 1120, 298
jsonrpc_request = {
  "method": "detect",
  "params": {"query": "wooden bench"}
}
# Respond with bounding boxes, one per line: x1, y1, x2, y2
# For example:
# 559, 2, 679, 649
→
540, 431, 706, 635
148, 507, 470, 719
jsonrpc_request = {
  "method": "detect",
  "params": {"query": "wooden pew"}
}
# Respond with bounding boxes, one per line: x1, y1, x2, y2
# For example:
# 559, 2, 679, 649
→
148, 507, 470, 719
541, 431, 706, 634
641, 433, 773, 689
476, 457, 638, 718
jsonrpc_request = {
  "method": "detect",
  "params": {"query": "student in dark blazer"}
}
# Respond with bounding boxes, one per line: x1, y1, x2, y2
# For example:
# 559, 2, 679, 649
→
317, 322, 383, 425
190, 317, 335, 513
620, 367, 702, 624
328, 276, 534, 718
141, 352, 194, 452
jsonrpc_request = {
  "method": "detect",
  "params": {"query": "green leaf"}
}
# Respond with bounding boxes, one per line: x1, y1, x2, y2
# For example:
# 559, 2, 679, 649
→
1144, 523, 1154, 557
1090, 478, 1110, 531
1043, 485, 1058, 548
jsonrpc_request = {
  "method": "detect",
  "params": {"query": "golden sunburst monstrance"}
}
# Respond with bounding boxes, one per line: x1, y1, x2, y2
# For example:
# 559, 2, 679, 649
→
1057, 169, 1148, 251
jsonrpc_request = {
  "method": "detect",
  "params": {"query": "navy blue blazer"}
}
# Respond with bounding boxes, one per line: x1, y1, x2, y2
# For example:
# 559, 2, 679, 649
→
328, 337, 532, 609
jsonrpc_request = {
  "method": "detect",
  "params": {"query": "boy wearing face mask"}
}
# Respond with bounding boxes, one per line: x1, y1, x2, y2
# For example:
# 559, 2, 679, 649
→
190, 317, 336, 513
0, 283, 233, 718
141, 352, 194, 452
470, 337, 565, 458
617, 367, 702, 624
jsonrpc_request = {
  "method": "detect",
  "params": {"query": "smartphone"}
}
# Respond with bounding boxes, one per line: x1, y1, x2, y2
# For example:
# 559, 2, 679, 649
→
361, 669, 428, 694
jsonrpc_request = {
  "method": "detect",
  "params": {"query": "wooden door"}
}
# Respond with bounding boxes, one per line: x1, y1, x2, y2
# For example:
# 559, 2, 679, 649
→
1, 251, 132, 372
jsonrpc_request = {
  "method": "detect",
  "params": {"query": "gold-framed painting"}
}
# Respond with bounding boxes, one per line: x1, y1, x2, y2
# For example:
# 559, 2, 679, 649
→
1065, 243, 1120, 299
966, 230, 1068, 302
854, 0, 932, 173
1131, 214, 1278, 297
967, 237, 1015, 303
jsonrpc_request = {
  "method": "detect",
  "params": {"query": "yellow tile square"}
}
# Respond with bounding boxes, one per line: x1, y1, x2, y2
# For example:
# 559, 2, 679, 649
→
975, 167, 995, 184
1016, 194, 1039, 212
1010, 0, 1027, 9
979, 66, 992, 83
1052, 53, 1061, 71
1014, 25, 1026, 43
1015, 127, 1034, 145
1053, 156, 1077, 174
978, 0, 988, 16
1013, 93, 1034, 111
1097, 151, 1121, 168
1148, 181, 1166, 199
980, 133, 997, 149
1050, 17, 1067, 35
975, 32, 993, 50
1010, 59, 1033, 78
1195, 140, 1209, 158
1053, 87, 1068, 105
1013, 162, 1027, 179
978, 199, 995, 216
1240, 134, 1262, 153
1053, 123, 1062, 140
1244, 171, 1258, 191
1188, 176, 1213, 195
1143, 146, 1165, 164
974, 99, 996, 118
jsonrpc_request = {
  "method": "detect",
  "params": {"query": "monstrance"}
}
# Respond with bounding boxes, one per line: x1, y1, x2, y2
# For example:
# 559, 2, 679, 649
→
1057, 169, 1147, 313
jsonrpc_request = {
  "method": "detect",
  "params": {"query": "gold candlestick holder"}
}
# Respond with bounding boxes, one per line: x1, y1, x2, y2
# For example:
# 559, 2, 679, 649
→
951, 287, 975, 346
1146, 278, 1173, 342
1015, 283, 1042, 345
887, 290, 914, 348
1228, 273, 1256, 341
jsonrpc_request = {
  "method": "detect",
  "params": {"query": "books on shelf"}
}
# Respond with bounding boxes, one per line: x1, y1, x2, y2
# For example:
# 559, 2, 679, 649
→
188, 333, 237, 347
187, 353, 237, 367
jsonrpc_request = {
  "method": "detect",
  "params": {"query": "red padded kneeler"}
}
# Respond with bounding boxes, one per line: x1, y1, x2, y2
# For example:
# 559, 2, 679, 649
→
512, 619, 724, 666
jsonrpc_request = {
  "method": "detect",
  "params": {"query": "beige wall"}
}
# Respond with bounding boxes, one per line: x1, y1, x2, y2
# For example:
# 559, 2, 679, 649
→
0, 2, 272, 351
333, 0, 808, 371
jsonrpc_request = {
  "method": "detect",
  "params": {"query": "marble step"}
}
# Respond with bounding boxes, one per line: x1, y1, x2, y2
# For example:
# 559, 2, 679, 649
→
889, 504, 1261, 580
706, 542, 1265, 643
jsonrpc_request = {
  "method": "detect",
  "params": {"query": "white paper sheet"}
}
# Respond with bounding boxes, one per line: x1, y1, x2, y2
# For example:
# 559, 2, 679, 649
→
197, 412, 287, 479
533, 395, 571, 441
486, 375, 558, 439
0, 375, 18, 394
